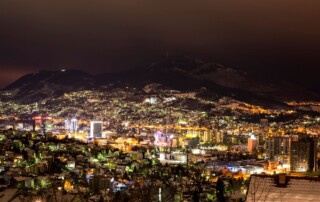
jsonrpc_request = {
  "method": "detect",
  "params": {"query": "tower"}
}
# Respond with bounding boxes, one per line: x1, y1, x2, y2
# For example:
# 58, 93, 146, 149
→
266, 135, 290, 163
90, 121, 103, 138
248, 134, 257, 153
33, 116, 42, 132
70, 118, 78, 133
290, 134, 318, 172
65, 119, 71, 131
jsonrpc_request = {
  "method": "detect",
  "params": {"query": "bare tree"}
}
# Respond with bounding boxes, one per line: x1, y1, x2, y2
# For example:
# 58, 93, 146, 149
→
247, 175, 272, 202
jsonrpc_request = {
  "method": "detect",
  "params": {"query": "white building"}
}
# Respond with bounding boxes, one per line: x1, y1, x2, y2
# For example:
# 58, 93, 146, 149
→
64, 119, 70, 131
70, 118, 78, 132
90, 121, 103, 138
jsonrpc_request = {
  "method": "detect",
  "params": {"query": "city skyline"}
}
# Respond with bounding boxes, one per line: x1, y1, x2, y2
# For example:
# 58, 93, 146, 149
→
1, 1, 320, 201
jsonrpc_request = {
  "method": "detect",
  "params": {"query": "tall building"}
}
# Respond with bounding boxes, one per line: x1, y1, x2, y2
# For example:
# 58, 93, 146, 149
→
199, 130, 214, 143
248, 135, 258, 153
64, 119, 70, 131
33, 116, 42, 132
70, 118, 78, 132
90, 121, 103, 138
267, 135, 290, 163
290, 134, 318, 172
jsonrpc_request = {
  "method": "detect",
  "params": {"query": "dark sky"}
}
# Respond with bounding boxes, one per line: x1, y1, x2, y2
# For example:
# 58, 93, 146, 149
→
1, 0, 320, 88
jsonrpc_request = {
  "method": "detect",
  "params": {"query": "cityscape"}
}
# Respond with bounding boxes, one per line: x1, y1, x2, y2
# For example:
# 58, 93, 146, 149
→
1, 1, 320, 202
1, 67, 320, 202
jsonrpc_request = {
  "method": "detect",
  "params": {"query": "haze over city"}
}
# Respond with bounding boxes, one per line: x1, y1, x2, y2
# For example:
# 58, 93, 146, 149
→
1, 0, 320, 90
1, 1, 320, 202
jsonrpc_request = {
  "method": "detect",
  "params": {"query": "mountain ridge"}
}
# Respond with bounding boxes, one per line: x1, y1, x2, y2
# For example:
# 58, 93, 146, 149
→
2, 56, 319, 105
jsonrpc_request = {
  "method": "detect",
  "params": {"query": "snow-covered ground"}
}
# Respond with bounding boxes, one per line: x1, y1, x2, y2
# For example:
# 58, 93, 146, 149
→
246, 175, 320, 202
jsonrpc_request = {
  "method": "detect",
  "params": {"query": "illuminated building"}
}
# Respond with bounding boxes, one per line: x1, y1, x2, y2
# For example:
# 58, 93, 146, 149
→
32, 116, 52, 134
89, 175, 109, 194
70, 118, 78, 132
90, 120, 103, 138
290, 135, 318, 172
33, 116, 43, 132
214, 131, 224, 144
199, 130, 214, 143
16, 123, 24, 130
44, 118, 52, 132
65, 118, 78, 132
64, 119, 70, 131
267, 136, 290, 162
154, 131, 167, 145
144, 97, 157, 104
248, 135, 257, 153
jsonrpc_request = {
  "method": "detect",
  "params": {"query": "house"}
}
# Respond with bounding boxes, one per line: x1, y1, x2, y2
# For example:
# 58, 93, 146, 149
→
246, 174, 320, 202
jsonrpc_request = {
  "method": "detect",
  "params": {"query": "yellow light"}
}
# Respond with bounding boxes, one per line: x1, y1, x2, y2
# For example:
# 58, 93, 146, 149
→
64, 180, 72, 191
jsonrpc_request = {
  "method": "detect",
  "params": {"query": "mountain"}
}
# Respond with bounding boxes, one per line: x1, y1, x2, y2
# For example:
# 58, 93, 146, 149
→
99, 56, 320, 105
3, 69, 96, 103
2, 56, 319, 105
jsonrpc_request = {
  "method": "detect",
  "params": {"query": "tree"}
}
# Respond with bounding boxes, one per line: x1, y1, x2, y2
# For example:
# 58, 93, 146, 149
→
247, 175, 272, 202
228, 178, 243, 193
189, 137, 200, 147
115, 191, 129, 202
216, 178, 226, 202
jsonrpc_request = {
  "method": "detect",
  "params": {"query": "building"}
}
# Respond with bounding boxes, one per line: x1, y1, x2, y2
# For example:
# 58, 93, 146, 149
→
90, 121, 103, 138
214, 131, 224, 144
266, 134, 318, 172
248, 135, 257, 153
32, 116, 52, 134
33, 116, 43, 132
89, 175, 109, 194
65, 118, 78, 132
290, 134, 318, 172
44, 118, 53, 132
64, 119, 70, 131
266, 135, 290, 163
199, 130, 214, 143
246, 174, 320, 202
70, 118, 78, 132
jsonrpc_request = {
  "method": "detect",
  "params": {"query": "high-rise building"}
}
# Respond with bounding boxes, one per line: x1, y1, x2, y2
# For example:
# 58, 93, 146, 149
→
70, 118, 78, 132
290, 135, 318, 172
33, 116, 42, 132
267, 135, 290, 161
267, 134, 318, 172
248, 135, 258, 153
90, 121, 103, 138
64, 119, 71, 131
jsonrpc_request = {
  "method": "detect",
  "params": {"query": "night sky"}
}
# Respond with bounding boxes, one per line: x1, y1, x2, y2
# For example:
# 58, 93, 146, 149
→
1, 0, 320, 89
